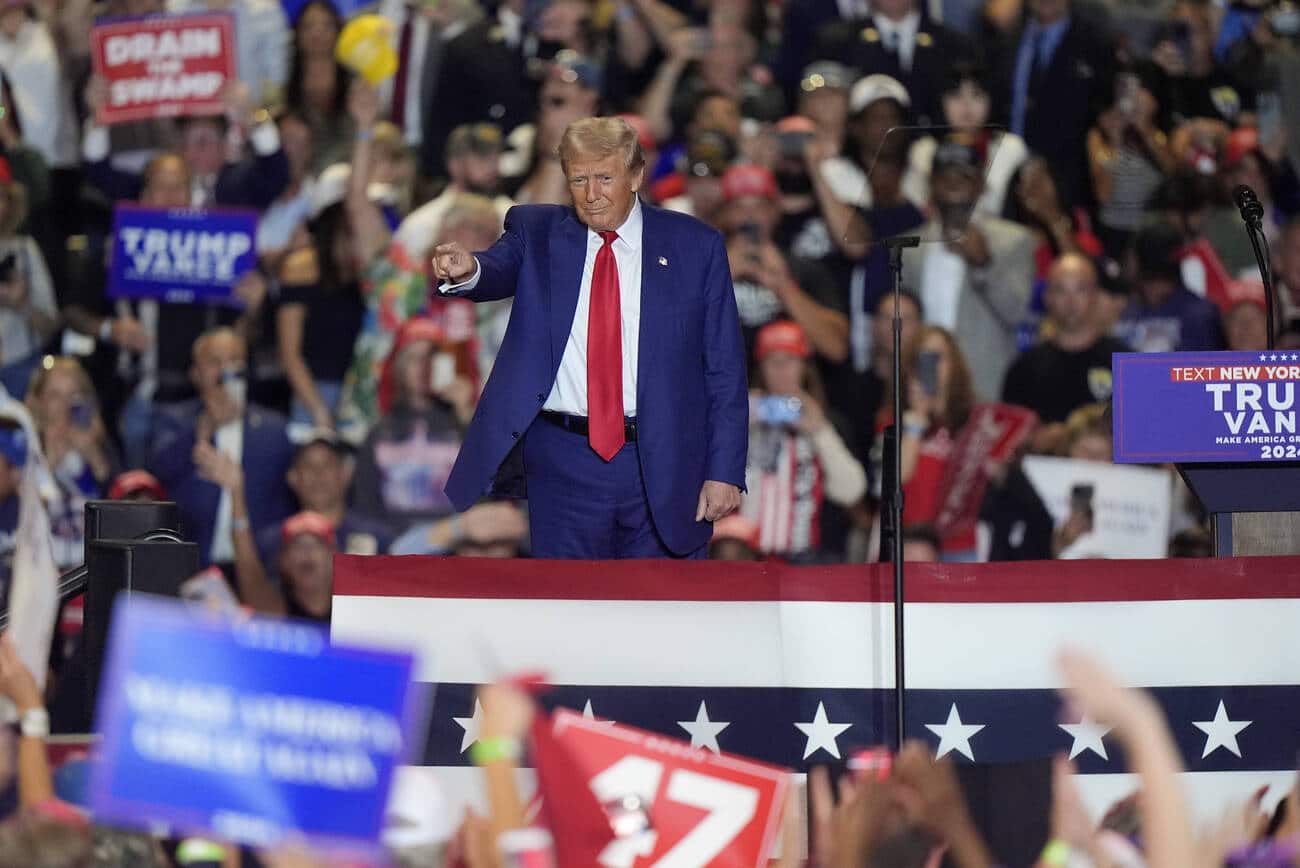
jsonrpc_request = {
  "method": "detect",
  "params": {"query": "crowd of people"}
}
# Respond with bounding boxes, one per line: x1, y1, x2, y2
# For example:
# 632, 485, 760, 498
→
0, 0, 1291, 858
0, 0, 1283, 607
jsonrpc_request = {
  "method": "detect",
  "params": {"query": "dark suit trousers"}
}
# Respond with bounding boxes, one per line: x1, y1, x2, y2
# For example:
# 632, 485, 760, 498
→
522, 417, 707, 560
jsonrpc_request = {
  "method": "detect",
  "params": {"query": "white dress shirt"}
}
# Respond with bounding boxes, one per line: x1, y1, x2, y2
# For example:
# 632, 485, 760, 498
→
874, 11, 921, 73
208, 419, 244, 564
440, 198, 645, 416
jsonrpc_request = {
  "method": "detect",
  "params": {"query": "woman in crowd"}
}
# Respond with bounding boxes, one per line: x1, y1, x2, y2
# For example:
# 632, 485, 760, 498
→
902, 61, 1029, 217
25, 356, 115, 568
351, 316, 474, 539
331, 80, 433, 441
1087, 64, 1176, 258
741, 320, 865, 561
1005, 156, 1105, 283
285, 0, 353, 174
0, 160, 56, 397
276, 197, 367, 432
889, 324, 979, 560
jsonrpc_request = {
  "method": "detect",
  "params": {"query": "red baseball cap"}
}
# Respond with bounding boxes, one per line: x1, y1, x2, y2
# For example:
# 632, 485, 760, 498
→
108, 469, 167, 501
721, 164, 779, 202
1222, 126, 1259, 168
281, 511, 337, 548
755, 320, 811, 360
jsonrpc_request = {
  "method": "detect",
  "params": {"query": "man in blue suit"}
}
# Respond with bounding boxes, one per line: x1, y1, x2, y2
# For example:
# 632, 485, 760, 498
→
148, 327, 296, 567
432, 116, 748, 559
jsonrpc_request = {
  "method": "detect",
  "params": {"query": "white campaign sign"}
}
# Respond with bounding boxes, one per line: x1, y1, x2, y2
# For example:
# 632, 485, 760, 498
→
1021, 456, 1172, 559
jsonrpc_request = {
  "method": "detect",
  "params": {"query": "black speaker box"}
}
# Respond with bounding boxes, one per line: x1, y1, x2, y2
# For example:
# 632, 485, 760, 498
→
81, 539, 200, 719
84, 500, 181, 549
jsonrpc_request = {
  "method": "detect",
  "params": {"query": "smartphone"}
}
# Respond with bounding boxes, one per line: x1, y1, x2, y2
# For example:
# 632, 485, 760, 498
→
1258, 91, 1283, 148
220, 366, 247, 408
69, 401, 94, 430
1115, 72, 1141, 118
431, 352, 456, 392
0, 253, 17, 284
778, 129, 814, 159
1070, 483, 1095, 516
756, 395, 802, 426
916, 349, 941, 397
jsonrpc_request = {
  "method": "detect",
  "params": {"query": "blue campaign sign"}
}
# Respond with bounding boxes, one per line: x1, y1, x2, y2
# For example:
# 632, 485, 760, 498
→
89, 595, 422, 856
281, 0, 371, 26
1113, 350, 1300, 464
108, 204, 258, 306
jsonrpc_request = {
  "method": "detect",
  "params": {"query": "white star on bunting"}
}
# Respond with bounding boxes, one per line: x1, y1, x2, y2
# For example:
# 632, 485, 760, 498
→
1058, 717, 1111, 760
582, 699, 615, 725
1193, 700, 1251, 758
795, 702, 852, 759
677, 701, 731, 753
452, 699, 483, 753
924, 703, 986, 760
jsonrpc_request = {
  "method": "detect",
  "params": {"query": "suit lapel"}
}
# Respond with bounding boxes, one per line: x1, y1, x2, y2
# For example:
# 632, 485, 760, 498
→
549, 209, 589, 370
636, 203, 663, 411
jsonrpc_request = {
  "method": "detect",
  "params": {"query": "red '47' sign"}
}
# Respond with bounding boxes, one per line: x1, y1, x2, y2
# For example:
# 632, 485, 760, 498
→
542, 710, 788, 868
91, 13, 235, 124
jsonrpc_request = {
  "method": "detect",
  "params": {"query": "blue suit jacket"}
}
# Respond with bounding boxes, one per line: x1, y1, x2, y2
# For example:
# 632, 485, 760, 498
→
148, 400, 297, 564
444, 201, 749, 555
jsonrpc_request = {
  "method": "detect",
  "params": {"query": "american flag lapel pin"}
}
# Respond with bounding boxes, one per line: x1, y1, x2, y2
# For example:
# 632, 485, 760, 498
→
658, 255, 668, 266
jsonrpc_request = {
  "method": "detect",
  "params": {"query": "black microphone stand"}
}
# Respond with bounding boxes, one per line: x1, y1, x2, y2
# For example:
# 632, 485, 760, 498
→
1237, 186, 1276, 350
881, 234, 919, 749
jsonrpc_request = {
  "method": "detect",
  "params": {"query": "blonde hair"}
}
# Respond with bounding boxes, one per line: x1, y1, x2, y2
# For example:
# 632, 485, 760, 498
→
26, 355, 98, 423
441, 193, 503, 240
558, 116, 645, 175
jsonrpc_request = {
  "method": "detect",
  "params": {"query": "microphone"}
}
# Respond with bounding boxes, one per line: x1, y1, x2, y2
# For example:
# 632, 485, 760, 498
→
1234, 183, 1276, 348
1235, 184, 1266, 230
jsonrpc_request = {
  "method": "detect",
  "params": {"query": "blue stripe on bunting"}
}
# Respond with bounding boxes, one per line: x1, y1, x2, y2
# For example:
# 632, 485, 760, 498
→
411, 683, 1300, 773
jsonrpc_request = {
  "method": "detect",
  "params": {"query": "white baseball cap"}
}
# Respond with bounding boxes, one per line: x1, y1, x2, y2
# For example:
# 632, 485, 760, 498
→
849, 74, 911, 114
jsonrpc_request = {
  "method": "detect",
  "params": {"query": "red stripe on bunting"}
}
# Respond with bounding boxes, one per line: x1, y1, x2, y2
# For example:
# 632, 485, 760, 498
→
332, 554, 1300, 604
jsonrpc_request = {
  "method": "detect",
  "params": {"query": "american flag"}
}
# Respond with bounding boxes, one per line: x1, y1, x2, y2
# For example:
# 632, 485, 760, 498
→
331, 554, 1300, 822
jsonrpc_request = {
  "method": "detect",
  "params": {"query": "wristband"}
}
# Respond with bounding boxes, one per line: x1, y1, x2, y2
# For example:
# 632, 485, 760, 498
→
356, 126, 374, 142
1039, 839, 1071, 867
19, 707, 49, 739
902, 419, 927, 437
231, 516, 250, 532
470, 735, 522, 766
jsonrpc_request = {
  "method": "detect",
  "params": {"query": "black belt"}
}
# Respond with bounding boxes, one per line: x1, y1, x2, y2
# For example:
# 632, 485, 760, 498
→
540, 411, 638, 441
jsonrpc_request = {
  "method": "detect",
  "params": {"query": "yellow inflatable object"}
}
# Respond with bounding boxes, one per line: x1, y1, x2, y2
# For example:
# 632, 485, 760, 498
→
335, 15, 398, 85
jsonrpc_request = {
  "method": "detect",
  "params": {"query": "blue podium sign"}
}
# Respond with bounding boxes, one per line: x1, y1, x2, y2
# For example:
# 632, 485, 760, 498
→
89, 595, 420, 856
1113, 350, 1300, 464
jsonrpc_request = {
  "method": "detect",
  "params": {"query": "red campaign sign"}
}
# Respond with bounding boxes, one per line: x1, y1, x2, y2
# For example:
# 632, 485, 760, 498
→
933, 402, 1038, 539
91, 13, 235, 124
539, 710, 789, 868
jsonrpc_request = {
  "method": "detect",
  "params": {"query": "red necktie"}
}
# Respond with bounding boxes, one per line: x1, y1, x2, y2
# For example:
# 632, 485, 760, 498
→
587, 230, 624, 461
391, 9, 414, 128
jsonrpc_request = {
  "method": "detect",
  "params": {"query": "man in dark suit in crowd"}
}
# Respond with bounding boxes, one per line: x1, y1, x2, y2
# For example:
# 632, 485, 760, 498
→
148, 327, 295, 567
432, 116, 748, 560
992, 0, 1114, 211
814, 0, 973, 127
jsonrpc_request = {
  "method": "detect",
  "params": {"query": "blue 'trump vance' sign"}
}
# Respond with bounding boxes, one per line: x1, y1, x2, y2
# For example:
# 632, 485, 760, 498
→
1113, 350, 1300, 464
108, 204, 258, 305
89, 595, 421, 856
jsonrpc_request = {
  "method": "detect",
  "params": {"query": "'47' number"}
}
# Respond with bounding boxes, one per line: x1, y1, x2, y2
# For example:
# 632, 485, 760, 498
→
590, 755, 759, 868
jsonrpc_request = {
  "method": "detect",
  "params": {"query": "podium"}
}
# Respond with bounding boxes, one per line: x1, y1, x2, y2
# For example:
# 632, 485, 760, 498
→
1112, 351, 1300, 556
